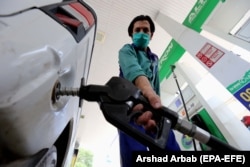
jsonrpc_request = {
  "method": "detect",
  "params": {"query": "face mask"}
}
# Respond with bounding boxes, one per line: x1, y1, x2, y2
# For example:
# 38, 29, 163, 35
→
132, 32, 150, 49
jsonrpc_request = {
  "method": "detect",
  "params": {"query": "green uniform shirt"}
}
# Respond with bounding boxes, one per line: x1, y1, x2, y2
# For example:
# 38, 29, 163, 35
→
118, 44, 160, 95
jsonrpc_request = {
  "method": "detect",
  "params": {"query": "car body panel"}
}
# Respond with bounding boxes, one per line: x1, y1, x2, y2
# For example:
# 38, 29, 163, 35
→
0, 0, 96, 165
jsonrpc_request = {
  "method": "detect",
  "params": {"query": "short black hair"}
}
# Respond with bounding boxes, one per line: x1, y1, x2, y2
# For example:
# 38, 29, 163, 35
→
128, 15, 155, 37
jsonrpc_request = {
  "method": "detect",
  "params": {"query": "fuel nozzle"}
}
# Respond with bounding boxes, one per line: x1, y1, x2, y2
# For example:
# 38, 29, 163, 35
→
54, 78, 83, 107
54, 77, 111, 107
53, 76, 240, 151
56, 86, 80, 97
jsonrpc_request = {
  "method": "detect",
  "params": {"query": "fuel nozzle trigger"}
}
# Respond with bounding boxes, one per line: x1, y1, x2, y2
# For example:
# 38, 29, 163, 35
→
100, 77, 172, 151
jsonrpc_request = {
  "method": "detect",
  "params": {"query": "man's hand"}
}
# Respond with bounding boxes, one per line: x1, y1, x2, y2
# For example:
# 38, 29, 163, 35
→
133, 75, 162, 131
133, 91, 161, 131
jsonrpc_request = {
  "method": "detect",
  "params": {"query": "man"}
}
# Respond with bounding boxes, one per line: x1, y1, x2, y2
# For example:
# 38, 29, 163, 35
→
118, 15, 180, 167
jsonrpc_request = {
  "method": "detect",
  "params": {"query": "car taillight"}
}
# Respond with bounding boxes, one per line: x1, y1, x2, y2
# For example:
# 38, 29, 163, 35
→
41, 0, 96, 42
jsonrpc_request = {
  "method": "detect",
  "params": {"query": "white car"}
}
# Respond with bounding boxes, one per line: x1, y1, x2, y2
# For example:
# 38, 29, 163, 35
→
0, 0, 97, 166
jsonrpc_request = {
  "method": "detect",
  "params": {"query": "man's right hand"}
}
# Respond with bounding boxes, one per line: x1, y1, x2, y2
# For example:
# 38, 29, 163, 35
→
133, 91, 161, 131
133, 75, 162, 131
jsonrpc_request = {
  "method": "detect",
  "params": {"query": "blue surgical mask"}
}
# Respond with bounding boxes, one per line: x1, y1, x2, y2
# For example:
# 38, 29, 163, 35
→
132, 32, 150, 49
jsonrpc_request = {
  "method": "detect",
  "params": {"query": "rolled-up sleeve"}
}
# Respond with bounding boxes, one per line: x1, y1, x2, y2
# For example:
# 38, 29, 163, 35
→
118, 44, 146, 82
